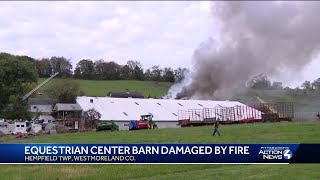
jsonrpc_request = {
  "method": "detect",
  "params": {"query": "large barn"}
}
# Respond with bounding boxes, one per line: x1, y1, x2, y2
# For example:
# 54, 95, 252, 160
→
76, 96, 262, 131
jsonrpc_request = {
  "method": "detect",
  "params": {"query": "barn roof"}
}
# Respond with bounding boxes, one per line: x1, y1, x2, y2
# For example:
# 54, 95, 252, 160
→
28, 98, 56, 105
76, 96, 262, 121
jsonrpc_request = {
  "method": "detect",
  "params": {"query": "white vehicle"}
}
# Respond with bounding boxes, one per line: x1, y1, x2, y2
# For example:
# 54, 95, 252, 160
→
13, 122, 27, 134
0, 121, 15, 135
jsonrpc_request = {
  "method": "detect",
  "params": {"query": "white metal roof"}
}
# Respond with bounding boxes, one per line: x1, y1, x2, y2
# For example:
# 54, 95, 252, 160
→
76, 96, 262, 121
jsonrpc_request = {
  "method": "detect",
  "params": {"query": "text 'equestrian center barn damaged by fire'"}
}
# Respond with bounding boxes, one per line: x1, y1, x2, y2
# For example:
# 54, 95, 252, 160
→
24, 145, 250, 155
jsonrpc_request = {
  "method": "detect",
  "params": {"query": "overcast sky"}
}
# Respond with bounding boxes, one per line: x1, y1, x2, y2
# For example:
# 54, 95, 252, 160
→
0, 1, 319, 87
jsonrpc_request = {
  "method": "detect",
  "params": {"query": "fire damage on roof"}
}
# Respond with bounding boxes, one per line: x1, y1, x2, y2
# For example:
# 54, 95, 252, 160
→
107, 91, 144, 99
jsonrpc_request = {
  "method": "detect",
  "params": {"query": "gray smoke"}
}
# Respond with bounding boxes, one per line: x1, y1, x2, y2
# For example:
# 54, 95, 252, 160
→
174, 1, 320, 100
163, 70, 192, 99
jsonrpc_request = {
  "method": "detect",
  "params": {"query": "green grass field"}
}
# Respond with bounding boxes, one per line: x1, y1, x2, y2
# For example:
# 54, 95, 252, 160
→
36, 78, 172, 98
1, 122, 320, 179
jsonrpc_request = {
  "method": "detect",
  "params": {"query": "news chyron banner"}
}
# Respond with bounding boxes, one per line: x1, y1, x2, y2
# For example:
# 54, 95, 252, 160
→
0, 144, 319, 164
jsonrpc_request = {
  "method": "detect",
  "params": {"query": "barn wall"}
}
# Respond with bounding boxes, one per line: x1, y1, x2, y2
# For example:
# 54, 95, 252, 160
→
156, 121, 180, 129
109, 121, 180, 131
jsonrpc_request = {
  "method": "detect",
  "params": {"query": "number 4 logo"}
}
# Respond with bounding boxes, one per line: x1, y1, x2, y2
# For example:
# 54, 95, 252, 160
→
283, 150, 293, 160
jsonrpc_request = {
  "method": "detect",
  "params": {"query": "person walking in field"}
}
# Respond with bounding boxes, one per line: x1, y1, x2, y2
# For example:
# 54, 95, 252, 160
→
212, 120, 220, 136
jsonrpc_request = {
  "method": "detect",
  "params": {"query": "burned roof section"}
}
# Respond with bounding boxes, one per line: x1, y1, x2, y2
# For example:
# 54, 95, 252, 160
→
107, 91, 144, 99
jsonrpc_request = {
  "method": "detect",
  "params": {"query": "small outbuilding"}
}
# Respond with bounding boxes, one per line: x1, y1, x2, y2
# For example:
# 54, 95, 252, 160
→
28, 98, 56, 113
53, 103, 83, 119
53, 103, 87, 131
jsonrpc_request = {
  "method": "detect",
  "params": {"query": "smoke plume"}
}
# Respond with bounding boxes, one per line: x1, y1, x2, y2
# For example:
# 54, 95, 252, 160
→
163, 70, 192, 99
173, 1, 320, 100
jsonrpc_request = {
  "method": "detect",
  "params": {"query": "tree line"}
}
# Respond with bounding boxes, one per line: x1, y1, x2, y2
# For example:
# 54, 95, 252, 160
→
247, 73, 320, 92
35, 57, 188, 83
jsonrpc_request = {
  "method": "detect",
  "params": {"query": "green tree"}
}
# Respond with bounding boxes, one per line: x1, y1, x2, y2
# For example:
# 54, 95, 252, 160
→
126, 60, 142, 79
104, 61, 121, 80
73, 67, 81, 79
312, 78, 320, 92
151, 65, 163, 82
83, 108, 101, 127
120, 64, 131, 80
35, 58, 52, 77
50, 56, 73, 77
272, 81, 283, 90
174, 67, 188, 82
74, 59, 95, 80
163, 67, 175, 82
133, 65, 144, 80
0, 52, 38, 110
143, 68, 152, 81
93, 60, 121, 80
301, 81, 313, 90
247, 74, 272, 89
3, 95, 32, 120
47, 79, 84, 103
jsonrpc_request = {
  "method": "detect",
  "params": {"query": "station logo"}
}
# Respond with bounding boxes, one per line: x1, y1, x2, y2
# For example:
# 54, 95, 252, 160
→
259, 146, 292, 160
283, 149, 293, 160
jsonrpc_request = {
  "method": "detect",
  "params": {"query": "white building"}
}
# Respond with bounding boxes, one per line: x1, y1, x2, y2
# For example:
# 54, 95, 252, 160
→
28, 98, 56, 113
76, 96, 262, 131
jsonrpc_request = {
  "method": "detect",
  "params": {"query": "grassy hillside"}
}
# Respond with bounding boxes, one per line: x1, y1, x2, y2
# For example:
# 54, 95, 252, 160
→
35, 78, 320, 105
237, 89, 320, 104
237, 89, 320, 120
33, 78, 320, 120
1, 122, 320, 179
36, 78, 172, 98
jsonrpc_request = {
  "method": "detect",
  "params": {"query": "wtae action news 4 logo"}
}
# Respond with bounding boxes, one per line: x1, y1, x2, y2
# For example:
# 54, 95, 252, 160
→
259, 147, 293, 160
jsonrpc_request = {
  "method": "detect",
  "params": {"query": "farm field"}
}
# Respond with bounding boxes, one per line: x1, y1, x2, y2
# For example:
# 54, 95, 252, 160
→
1, 122, 320, 179
36, 78, 173, 98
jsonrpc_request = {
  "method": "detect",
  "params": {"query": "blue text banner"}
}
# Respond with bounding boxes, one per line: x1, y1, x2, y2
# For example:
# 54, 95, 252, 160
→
0, 144, 319, 164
